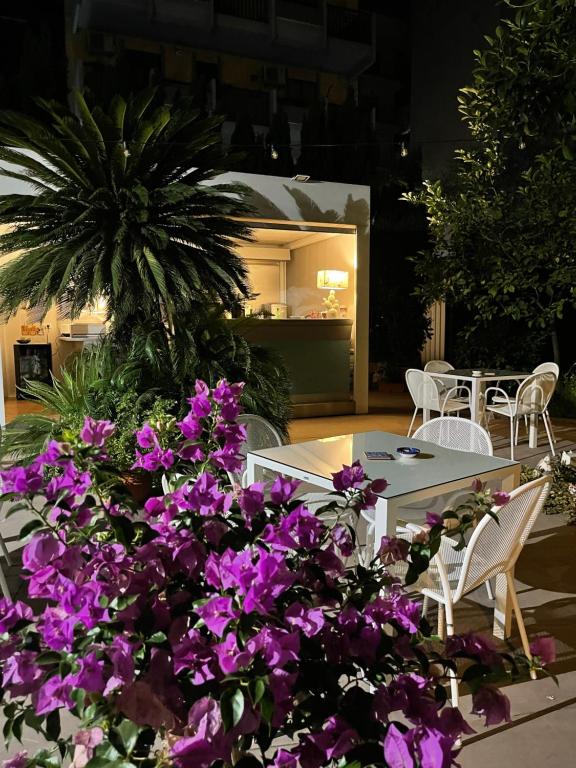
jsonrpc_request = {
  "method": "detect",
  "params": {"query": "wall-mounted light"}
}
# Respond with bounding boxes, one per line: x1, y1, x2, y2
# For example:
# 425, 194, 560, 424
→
292, 174, 310, 183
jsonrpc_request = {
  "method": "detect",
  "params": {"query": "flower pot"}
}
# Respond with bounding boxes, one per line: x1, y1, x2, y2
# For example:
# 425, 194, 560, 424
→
120, 471, 154, 503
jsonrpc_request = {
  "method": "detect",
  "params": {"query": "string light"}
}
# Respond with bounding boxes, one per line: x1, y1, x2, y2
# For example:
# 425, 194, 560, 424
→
400, 142, 409, 157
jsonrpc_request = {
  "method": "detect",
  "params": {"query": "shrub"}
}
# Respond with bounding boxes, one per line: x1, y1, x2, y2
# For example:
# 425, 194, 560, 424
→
0, 382, 551, 768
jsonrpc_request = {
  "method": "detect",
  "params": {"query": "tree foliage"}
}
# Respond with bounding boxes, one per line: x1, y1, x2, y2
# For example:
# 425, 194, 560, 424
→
404, 0, 576, 363
0, 90, 253, 336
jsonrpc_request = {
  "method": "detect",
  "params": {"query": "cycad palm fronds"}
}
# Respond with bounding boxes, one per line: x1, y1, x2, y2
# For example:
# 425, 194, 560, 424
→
0, 90, 253, 328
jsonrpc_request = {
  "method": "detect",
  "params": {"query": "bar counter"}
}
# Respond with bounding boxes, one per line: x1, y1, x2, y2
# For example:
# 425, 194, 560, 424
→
234, 319, 354, 417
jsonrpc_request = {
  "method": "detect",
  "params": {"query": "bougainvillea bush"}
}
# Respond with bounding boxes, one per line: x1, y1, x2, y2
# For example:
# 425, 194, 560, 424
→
0, 381, 553, 768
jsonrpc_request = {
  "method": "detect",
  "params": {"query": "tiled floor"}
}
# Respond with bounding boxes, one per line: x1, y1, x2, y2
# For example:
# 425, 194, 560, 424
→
2, 394, 576, 765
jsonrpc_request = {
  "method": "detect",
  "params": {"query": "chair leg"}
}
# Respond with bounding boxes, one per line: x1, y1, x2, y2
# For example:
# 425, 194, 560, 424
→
545, 409, 557, 444
485, 579, 494, 600
505, 571, 536, 680
445, 601, 459, 707
0, 563, 11, 601
515, 417, 520, 446
422, 595, 430, 617
437, 603, 446, 640
407, 407, 418, 437
509, 418, 515, 461
542, 412, 556, 457
0, 533, 12, 567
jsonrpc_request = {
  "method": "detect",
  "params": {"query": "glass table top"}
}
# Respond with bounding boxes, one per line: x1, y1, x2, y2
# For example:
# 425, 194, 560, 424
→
249, 430, 517, 500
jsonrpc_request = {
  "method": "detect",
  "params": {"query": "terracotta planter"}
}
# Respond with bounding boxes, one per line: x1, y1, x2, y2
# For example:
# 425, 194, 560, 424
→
120, 471, 154, 504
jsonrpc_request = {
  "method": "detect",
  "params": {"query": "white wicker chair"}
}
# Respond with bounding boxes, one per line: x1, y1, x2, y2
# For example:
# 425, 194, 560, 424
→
424, 359, 457, 397
361, 418, 494, 567
405, 475, 551, 707
413, 416, 493, 456
484, 370, 557, 459
405, 369, 472, 437
490, 363, 559, 444
232, 413, 284, 488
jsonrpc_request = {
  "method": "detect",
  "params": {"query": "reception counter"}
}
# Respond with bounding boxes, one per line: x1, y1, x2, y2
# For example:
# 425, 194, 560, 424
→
234, 319, 354, 417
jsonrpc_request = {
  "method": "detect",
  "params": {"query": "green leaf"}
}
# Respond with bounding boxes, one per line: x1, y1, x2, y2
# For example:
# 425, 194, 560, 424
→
115, 719, 141, 756
45, 709, 61, 741
148, 631, 167, 644
250, 677, 267, 707
19, 518, 46, 539
220, 688, 245, 732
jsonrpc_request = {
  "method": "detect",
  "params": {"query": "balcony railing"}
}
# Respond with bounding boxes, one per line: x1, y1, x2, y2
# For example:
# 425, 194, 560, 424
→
214, 0, 269, 22
277, 0, 322, 25
327, 5, 372, 44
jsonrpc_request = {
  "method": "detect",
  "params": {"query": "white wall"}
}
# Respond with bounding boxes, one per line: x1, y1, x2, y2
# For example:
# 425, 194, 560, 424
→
286, 235, 356, 318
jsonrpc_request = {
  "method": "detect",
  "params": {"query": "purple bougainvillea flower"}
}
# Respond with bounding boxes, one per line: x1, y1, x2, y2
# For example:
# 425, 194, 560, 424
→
285, 602, 325, 637
472, 478, 483, 493
298, 715, 358, 768
22, 534, 66, 573
272, 749, 299, 768
0, 599, 34, 633
238, 483, 265, 527
73, 652, 106, 693
425, 512, 443, 527
378, 536, 410, 565
171, 697, 231, 768
383, 724, 414, 768
177, 412, 204, 441
0, 464, 44, 495
445, 632, 503, 668
135, 422, 157, 449
332, 460, 366, 491
2, 751, 28, 768
492, 490, 511, 506
80, 416, 115, 448
70, 727, 104, 768
270, 475, 301, 505
214, 633, 252, 675
33, 675, 74, 715
331, 523, 354, 556
529, 635, 556, 665
471, 686, 511, 726
371, 477, 390, 493
132, 445, 175, 472
2, 651, 42, 697
195, 596, 239, 637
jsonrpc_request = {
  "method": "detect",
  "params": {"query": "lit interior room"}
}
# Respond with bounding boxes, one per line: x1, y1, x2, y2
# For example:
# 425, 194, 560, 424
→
232, 223, 359, 417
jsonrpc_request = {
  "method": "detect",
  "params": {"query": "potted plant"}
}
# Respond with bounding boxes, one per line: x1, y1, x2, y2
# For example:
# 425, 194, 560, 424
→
0, 380, 554, 768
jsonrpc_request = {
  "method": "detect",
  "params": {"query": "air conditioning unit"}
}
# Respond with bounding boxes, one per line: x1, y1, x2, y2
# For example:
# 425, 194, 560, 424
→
87, 31, 116, 56
263, 66, 286, 86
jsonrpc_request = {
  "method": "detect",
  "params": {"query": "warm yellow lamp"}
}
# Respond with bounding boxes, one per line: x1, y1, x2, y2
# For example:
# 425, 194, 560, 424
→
316, 270, 349, 290
317, 270, 349, 317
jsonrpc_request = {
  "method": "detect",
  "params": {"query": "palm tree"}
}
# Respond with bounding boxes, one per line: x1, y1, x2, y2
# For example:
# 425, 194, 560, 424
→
0, 89, 253, 339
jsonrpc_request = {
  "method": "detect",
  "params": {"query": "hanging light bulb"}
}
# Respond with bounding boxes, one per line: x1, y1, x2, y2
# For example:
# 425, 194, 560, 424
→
519, 138, 526, 150
271, 145, 279, 160
400, 142, 408, 158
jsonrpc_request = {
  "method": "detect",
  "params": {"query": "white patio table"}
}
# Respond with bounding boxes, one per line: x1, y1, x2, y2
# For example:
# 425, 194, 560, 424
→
430, 368, 538, 447
246, 430, 520, 638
